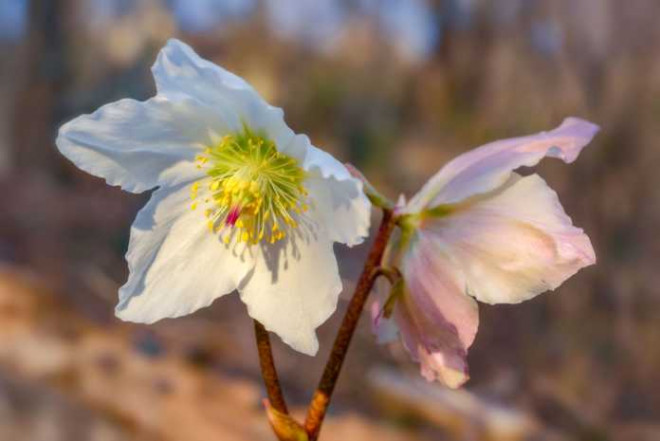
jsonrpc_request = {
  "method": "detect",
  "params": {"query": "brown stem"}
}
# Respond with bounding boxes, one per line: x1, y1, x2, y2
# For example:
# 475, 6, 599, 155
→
304, 209, 396, 440
254, 320, 289, 414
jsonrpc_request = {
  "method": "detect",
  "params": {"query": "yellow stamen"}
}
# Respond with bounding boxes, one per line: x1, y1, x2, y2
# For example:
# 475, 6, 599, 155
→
188, 126, 308, 245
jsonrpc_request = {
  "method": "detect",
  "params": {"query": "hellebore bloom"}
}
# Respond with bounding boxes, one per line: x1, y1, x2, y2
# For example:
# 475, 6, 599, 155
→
373, 118, 599, 387
56, 39, 370, 355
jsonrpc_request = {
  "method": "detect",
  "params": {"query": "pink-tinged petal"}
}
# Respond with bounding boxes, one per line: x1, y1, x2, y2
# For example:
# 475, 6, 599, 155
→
406, 117, 599, 210
404, 233, 479, 348
424, 174, 595, 304
378, 232, 479, 388
394, 292, 471, 388
370, 296, 399, 344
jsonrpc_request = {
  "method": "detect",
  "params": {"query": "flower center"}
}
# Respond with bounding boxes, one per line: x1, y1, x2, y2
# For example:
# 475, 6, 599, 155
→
191, 127, 308, 245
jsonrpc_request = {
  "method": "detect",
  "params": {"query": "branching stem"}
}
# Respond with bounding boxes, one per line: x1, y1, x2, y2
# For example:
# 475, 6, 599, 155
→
255, 208, 398, 441
304, 209, 396, 440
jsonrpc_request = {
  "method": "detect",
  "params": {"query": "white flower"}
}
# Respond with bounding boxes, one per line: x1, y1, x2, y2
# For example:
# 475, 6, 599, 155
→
56, 39, 371, 355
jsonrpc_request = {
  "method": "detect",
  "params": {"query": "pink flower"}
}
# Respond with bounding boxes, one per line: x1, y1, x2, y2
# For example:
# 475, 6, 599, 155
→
373, 118, 599, 388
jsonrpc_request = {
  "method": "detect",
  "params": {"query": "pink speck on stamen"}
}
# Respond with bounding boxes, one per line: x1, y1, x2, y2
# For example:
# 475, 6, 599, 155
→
226, 206, 241, 226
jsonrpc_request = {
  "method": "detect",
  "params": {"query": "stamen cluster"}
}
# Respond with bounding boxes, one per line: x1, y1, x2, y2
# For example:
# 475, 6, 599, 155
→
191, 127, 308, 244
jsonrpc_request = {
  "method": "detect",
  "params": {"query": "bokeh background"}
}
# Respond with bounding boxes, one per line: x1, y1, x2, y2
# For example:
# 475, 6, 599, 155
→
1, 1, 659, 440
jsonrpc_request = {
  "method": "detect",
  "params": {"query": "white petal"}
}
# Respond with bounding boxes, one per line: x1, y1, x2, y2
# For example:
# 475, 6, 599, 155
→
407, 118, 599, 210
303, 144, 371, 246
238, 211, 342, 355
116, 182, 255, 322
56, 96, 222, 193
152, 39, 300, 159
303, 144, 354, 181
426, 174, 595, 304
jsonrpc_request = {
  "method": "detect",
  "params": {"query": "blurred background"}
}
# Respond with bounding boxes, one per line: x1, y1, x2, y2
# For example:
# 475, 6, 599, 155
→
1, 0, 659, 440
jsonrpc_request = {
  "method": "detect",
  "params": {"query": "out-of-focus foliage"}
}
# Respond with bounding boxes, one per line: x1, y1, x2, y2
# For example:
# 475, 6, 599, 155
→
1, 1, 659, 440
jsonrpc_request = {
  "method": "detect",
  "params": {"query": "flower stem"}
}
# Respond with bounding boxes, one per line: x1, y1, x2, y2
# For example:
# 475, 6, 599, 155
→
304, 209, 396, 440
254, 319, 289, 415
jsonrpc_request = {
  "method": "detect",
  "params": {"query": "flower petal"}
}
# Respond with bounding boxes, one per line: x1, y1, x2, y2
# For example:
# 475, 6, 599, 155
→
407, 117, 599, 210
404, 232, 480, 348
426, 174, 595, 304
116, 182, 255, 323
374, 230, 479, 388
394, 297, 470, 388
370, 295, 400, 344
152, 39, 300, 159
303, 144, 371, 246
237, 211, 342, 355
56, 96, 221, 193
